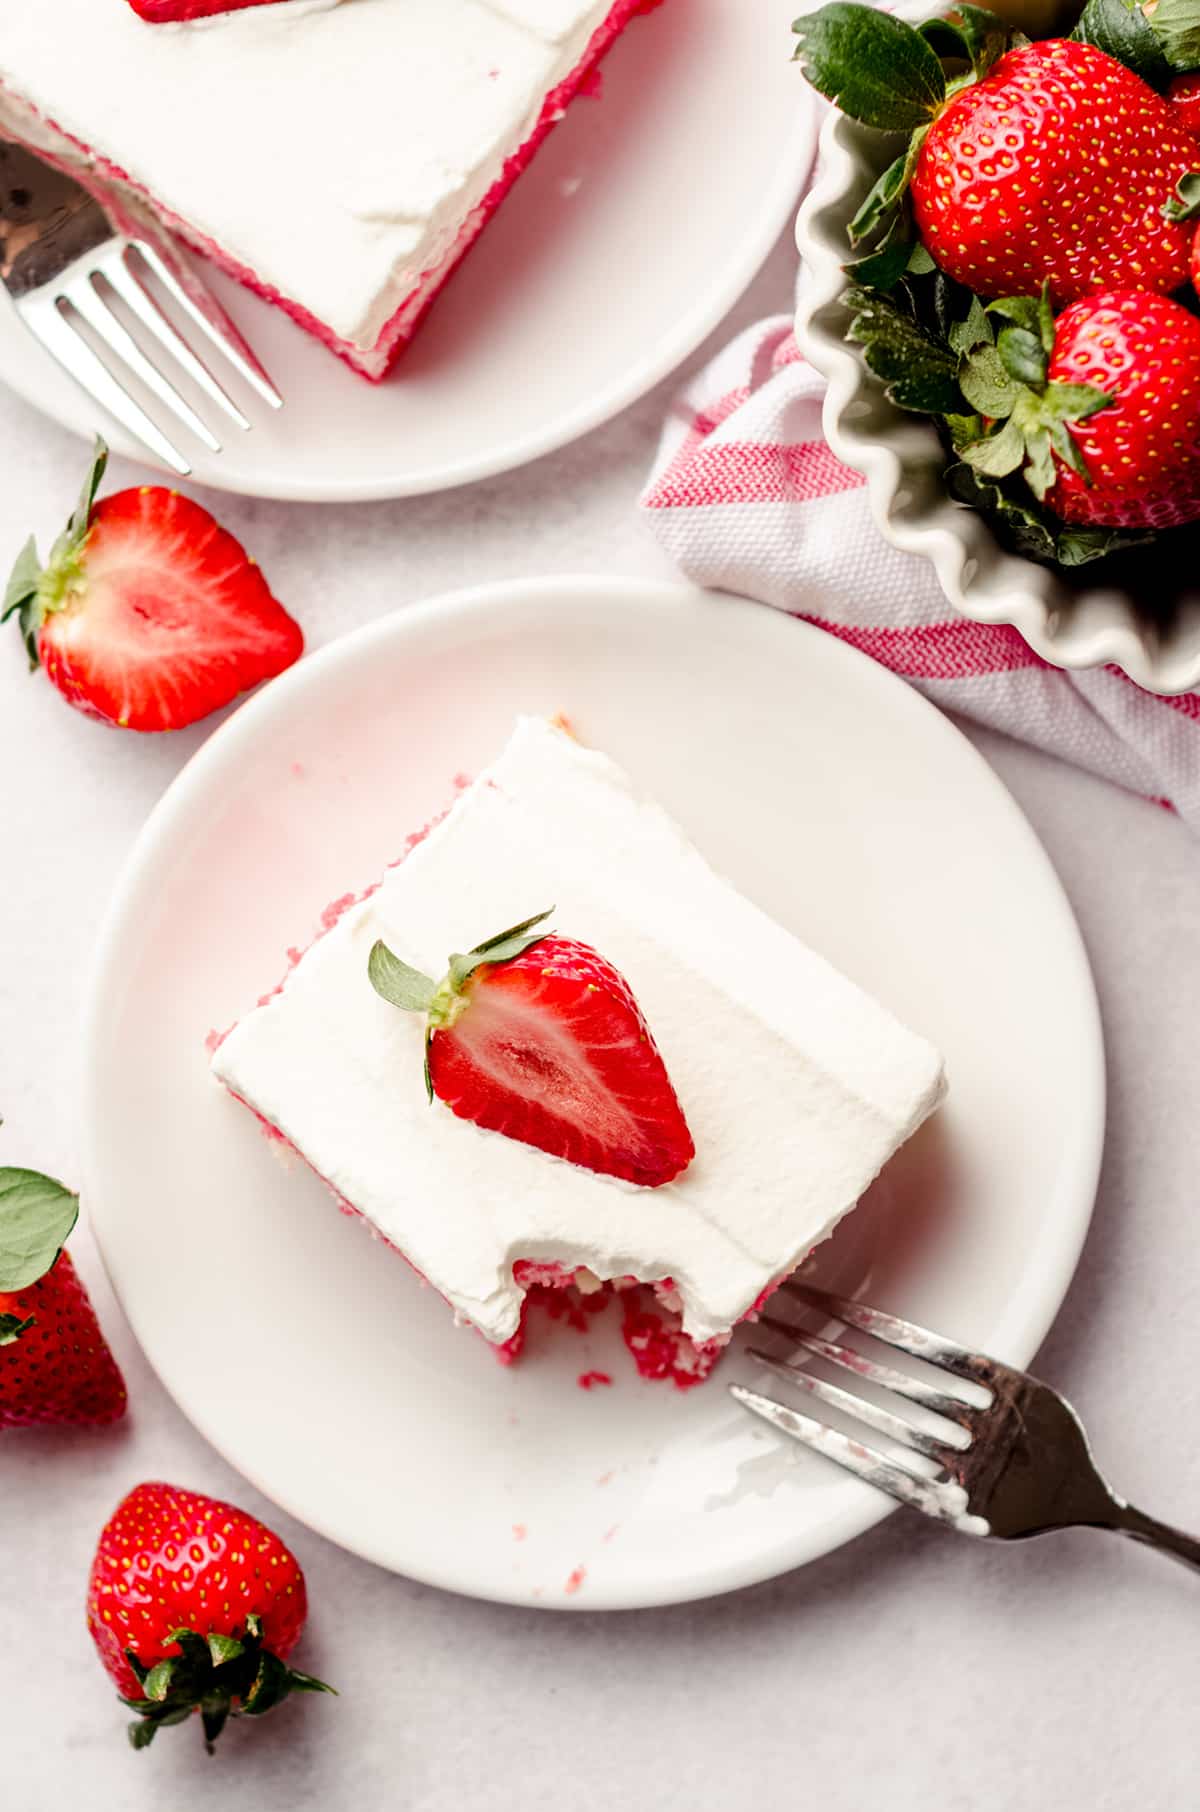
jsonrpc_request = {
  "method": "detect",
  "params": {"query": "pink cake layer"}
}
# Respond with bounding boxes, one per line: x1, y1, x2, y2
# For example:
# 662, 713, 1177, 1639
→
212, 763, 797, 1389
8, 0, 664, 381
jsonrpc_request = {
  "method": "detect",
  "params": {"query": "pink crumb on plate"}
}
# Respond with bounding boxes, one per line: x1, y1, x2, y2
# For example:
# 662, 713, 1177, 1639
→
577, 1371, 613, 1391
512, 1524, 527, 1542
565, 1566, 587, 1596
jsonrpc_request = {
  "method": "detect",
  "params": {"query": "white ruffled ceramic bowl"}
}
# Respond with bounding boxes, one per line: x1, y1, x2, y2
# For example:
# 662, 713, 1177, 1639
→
794, 79, 1200, 695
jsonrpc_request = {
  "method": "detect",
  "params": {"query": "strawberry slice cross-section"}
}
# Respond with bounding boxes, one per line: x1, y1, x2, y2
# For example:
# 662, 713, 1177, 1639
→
367, 909, 696, 1188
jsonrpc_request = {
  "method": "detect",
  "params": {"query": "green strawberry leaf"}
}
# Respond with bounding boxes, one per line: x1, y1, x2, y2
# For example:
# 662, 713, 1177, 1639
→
919, 4, 1012, 78
844, 286, 964, 413
2, 534, 44, 670
207, 1633, 244, 1667
1048, 418, 1091, 481
945, 410, 986, 446
847, 230, 916, 291
848, 127, 929, 244
949, 293, 993, 355
367, 942, 436, 1014
143, 1661, 177, 1704
907, 240, 937, 276
1041, 381, 1113, 422
0, 1168, 79, 1292
1023, 424, 1057, 500
997, 325, 1048, 387
1165, 172, 1200, 222
792, 4, 946, 129
1072, 0, 1173, 86
448, 907, 555, 990
0, 1311, 35, 1345
960, 345, 1018, 417
1141, 0, 1200, 70
959, 416, 1025, 476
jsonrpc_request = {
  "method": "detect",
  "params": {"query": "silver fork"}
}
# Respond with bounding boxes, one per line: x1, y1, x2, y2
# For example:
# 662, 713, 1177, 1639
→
732, 1281, 1200, 1572
0, 137, 281, 476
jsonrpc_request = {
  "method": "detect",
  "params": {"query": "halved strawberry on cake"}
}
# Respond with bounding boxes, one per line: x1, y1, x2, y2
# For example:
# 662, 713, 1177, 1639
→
211, 718, 947, 1388
0, 0, 663, 380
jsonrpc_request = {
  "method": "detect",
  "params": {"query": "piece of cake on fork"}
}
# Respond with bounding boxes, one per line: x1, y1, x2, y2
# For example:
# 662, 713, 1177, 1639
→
0, 0, 663, 379
211, 717, 947, 1388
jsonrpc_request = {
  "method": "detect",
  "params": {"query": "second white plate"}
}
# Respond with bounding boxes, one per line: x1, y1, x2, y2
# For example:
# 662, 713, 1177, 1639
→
0, 1, 816, 502
82, 577, 1104, 1608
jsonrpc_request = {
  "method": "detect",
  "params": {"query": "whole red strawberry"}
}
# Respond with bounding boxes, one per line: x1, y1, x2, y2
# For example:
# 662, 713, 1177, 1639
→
792, 12, 1199, 304
0, 1167, 126, 1430
1044, 291, 1200, 529
3, 439, 302, 731
911, 42, 1195, 303
88, 1481, 335, 1751
367, 908, 695, 1186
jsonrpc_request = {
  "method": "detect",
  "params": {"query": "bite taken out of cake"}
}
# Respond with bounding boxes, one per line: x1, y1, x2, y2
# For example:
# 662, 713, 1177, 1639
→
211, 717, 947, 1388
0, 0, 663, 380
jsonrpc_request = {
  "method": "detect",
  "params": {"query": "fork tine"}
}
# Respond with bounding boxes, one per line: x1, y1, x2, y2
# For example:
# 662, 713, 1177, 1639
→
757, 1314, 978, 1424
21, 302, 191, 476
730, 1384, 977, 1528
132, 238, 283, 410
746, 1347, 968, 1461
101, 248, 251, 432
62, 279, 221, 452
783, 1282, 987, 1382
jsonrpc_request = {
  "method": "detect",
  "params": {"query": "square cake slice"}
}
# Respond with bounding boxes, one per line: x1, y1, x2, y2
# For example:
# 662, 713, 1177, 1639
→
211, 718, 947, 1385
0, 0, 660, 379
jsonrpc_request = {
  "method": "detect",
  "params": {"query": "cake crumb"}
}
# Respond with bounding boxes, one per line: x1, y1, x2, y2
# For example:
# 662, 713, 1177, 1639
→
595, 1471, 614, 1487
602, 1526, 619, 1544
577, 1371, 613, 1391
512, 1523, 527, 1542
565, 1566, 586, 1596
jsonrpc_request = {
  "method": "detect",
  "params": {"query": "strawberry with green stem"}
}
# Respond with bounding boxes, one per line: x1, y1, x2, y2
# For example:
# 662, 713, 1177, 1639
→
88, 1481, 336, 1752
0, 1167, 126, 1430
792, 5, 1200, 302
367, 908, 695, 1188
4, 439, 302, 732
950, 286, 1200, 531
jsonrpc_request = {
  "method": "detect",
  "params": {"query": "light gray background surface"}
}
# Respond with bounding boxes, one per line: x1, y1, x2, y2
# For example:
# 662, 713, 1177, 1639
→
2, 235, 1197, 1809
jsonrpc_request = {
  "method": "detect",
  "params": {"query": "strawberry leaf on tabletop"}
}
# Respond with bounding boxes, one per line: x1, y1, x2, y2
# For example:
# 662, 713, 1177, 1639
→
0, 1166, 79, 1292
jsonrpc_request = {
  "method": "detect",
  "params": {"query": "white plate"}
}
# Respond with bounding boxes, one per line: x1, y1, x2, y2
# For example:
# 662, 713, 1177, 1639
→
0, 2, 816, 503
82, 578, 1105, 1609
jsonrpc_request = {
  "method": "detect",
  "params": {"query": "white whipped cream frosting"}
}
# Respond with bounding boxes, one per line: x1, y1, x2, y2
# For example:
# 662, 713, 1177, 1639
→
212, 718, 947, 1347
0, 0, 614, 348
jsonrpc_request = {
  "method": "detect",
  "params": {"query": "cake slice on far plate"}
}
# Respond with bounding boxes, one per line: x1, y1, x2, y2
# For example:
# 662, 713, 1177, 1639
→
0, 0, 663, 379
211, 717, 947, 1387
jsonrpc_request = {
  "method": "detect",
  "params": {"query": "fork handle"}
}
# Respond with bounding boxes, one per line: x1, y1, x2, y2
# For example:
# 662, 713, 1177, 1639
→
1112, 1502, 1200, 1574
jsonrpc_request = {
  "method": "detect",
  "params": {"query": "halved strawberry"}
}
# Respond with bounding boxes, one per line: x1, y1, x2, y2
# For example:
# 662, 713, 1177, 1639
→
367, 909, 695, 1187
3, 440, 302, 732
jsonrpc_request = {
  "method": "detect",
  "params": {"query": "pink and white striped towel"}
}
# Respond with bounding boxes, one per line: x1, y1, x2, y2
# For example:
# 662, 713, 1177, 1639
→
639, 315, 1200, 831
